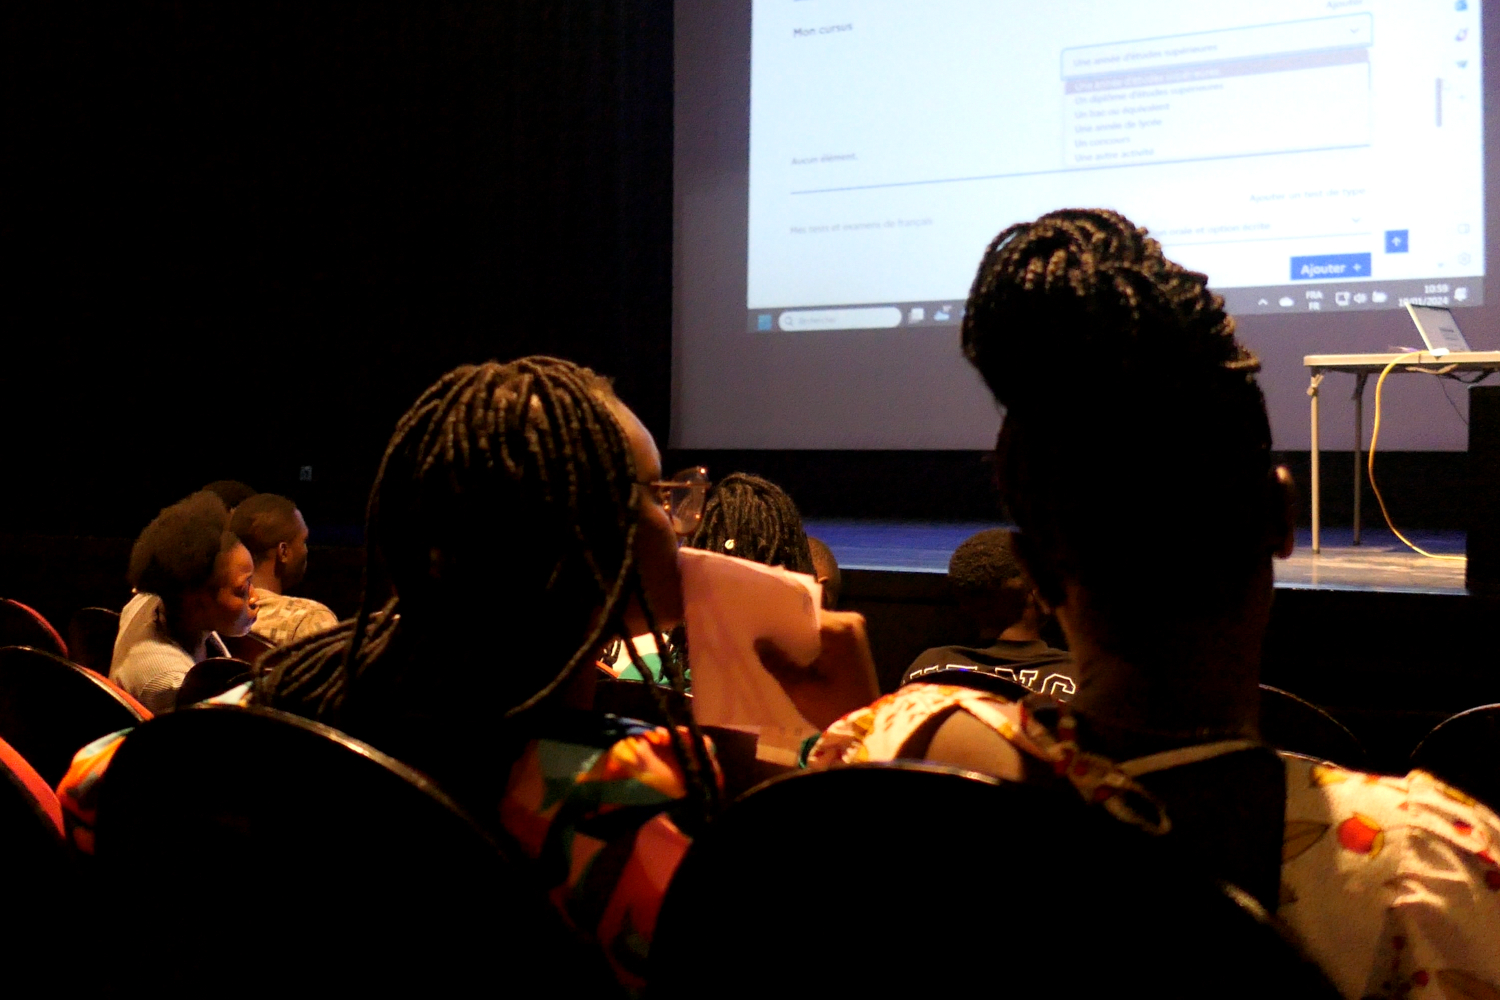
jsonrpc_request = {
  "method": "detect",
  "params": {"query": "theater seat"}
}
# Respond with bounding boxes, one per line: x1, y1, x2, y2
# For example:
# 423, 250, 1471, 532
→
220, 630, 274, 665
66, 606, 121, 675
92, 704, 620, 997
175, 657, 253, 708
0, 599, 68, 659
650, 762, 1339, 999
1410, 704, 1500, 811
0, 734, 65, 842
1259, 685, 1368, 770
0, 734, 70, 965
0, 646, 149, 787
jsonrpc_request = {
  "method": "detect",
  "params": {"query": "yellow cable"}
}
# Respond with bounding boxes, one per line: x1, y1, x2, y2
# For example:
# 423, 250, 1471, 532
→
1367, 352, 1465, 561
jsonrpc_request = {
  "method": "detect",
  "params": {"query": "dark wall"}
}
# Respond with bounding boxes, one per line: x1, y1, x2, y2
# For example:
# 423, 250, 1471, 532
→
1, 2, 674, 537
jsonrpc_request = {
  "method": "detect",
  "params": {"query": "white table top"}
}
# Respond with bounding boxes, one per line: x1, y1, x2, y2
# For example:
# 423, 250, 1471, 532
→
1304, 351, 1500, 371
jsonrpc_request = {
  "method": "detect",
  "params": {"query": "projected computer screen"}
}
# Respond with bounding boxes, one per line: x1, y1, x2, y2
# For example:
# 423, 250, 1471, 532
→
745, 0, 1484, 333
674, 0, 1494, 450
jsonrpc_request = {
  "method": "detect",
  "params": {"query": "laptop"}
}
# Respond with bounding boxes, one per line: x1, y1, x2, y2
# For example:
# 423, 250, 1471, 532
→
1406, 304, 1473, 353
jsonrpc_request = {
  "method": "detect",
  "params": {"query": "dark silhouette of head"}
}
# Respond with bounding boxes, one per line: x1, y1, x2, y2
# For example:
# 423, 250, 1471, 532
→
961, 208, 1286, 643
947, 528, 1033, 639
231, 494, 311, 591
688, 473, 815, 576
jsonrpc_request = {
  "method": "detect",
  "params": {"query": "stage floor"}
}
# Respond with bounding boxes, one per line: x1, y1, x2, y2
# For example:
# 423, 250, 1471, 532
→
805, 520, 1467, 596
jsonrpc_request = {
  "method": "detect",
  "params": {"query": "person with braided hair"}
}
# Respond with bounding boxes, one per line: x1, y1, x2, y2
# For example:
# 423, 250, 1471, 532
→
60, 356, 878, 991
686, 472, 815, 575
807, 210, 1500, 996
604, 472, 816, 684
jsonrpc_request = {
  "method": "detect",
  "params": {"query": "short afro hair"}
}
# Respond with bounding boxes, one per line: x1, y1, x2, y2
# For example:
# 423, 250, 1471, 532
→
230, 493, 302, 564
201, 480, 258, 509
128, 492, 241, 605
947, 528, 1026, 603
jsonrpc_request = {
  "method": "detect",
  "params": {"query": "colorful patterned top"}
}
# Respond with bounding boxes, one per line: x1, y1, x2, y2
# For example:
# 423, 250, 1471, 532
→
811, 683, 1500, 1000
500, 715, 713, 992
56, 696, 707, 995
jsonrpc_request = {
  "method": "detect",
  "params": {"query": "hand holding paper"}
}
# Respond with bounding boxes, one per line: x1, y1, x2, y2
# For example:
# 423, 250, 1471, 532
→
754, 613, 878, 731
679, 548, 878, 760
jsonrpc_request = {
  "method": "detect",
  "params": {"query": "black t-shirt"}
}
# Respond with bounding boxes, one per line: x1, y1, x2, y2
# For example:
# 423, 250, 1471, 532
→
902, 639, 1079, 701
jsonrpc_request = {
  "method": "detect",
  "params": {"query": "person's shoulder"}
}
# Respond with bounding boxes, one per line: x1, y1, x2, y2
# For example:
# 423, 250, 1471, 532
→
119, 592, 158, 620
1279, 756, 1500, 993
113, 634, 193, 678
1282, 755, 1500, 866
903, 644, 978, 683
283, 595, 338, 626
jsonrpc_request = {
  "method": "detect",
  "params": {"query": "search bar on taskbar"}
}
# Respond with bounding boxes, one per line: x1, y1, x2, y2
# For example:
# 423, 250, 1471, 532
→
777, 306, 902, 331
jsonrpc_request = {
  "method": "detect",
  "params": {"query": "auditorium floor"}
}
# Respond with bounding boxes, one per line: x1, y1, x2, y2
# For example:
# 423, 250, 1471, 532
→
806, 520, 1468, 596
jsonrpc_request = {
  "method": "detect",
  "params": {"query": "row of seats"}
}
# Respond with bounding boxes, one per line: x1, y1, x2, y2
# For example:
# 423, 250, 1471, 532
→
0, 593, 1488, 994
5, 594, 1499, 808
0, 694, 1342, 996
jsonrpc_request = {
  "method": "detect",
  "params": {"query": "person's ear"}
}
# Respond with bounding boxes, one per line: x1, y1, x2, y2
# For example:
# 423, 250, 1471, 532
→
1269, 465, 1296, 560
1009, 529, 1065, 609
276, 540, 291, 568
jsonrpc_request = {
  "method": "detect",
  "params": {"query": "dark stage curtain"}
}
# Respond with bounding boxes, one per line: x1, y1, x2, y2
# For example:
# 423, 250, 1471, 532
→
0, 1, 673, 535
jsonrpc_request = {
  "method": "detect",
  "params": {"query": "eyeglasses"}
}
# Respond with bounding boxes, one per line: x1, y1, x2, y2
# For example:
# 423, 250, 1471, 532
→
648, 466, 710, 537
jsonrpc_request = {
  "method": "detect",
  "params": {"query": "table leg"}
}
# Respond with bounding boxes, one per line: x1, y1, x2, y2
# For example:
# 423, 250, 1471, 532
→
1309, 372, 1324, 554
1352, 373, 1368, 546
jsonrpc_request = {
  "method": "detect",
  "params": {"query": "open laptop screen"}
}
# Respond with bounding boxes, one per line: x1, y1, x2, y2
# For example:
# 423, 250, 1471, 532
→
1407, 305, 1472, 353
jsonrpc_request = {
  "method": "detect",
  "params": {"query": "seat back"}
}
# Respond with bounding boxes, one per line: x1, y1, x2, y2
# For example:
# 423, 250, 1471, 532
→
0, 646, 149, 787
0, 734, 70, 963
175, 657, 253, 708
0, 599, 68, 659
220, 629, 275, 665
1259, 684, 1367, 769
650, 763, 1338, 998
93, 705, 619, 996
1410, 704, 1500, 811
66, 606, 121, 674
0, 734, 65, 843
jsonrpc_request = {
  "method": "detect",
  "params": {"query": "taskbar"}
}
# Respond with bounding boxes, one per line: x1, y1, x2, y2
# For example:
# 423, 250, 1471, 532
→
748, 278, 1485, 332
1219, 277, 1484, 315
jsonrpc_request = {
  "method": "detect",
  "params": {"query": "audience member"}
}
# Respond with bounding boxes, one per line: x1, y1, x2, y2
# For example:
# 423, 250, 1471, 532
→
806, 209, 1500, 996
902, 528, 1075, 698
229, 493, 338, 646
62, 358, 876, 992
687, 472, 814, 574
111, 492, 258, 713
807, 536, 841, 610
200, 479, 257, 510
605, 472, 819, 684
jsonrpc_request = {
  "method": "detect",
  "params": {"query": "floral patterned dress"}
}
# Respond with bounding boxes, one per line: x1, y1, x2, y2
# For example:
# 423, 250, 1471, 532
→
811, 683, 1500, 1000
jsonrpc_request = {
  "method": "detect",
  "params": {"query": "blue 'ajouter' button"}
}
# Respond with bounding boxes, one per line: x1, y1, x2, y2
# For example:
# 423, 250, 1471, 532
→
1290, 253, 1371, 281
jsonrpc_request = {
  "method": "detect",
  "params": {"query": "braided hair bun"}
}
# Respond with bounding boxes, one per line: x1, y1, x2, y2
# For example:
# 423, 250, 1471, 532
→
963, 209, 1259, 412
960, 210, 1275, 614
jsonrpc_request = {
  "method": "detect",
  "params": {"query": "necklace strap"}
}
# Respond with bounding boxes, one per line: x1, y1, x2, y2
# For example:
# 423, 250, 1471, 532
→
1118, 738, 1262, 778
